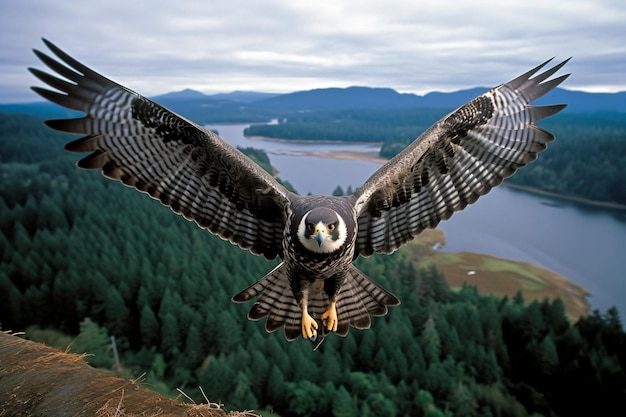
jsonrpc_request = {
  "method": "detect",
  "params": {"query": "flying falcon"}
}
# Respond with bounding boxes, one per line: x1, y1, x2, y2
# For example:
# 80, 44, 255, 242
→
30, 39, 569, 343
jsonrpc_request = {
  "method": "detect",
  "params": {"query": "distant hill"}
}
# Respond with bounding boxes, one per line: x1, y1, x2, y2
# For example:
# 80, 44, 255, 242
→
152, 89, 279, 103
141, 89, 278, 123
206, 91, 280, 103
256, 86, 424, 111
3, 86, 624, 123
254, 86, 626, 113
152, 88, 212, 102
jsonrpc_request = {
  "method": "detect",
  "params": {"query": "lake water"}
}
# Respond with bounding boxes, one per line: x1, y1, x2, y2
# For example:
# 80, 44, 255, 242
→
208, 124, 626, 322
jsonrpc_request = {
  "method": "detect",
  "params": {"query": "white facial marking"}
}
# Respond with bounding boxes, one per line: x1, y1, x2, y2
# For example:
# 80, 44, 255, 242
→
297, 210, 347, 254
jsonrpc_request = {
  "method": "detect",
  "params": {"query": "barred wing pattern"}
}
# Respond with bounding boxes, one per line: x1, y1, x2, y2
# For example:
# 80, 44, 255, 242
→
353, 59, 570, 256
29, 39, 291, 259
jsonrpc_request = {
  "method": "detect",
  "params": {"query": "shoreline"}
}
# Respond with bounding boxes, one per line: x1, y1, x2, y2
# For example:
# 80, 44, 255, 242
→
245, 134, 384, 146
402, 229, 591, 321
248, 133, 626, 211
503, 183, 626, 211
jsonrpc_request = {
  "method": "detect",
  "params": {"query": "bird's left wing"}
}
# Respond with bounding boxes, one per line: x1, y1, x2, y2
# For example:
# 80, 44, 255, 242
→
352, 58, 570, 256
29, 39, 291, 260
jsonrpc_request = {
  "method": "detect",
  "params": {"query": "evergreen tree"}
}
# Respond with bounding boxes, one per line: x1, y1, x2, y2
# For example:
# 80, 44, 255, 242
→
332, 185, 345, 196
160, 313, 181, 357
149, 352, 166, 380
266, 365, 287, 409
365, 392, 396, 417
22, 285, 50, 326
12, 222, 31, 257
543, 297, 569, 335
198, 355, 236, 405
451, 382, 475, 417
215, 309, 242, 354
421, 314, 441, 364
184, 324, 204, 369
415, 390, 438, 415
230, 371, 259, 410
534, 334, 559, 376
37, 194, 69, 231
247, 350, 271, 397
0, 273, 22, 328
416, 265, 450, 303
72, 317, 112, 368
332, 385, 356, 417
139, 304, 159, 347
104, 287, 130, 336
285, 380, 327, 417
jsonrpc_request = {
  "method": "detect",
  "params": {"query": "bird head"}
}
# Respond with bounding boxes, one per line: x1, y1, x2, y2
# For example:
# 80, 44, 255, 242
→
297, 208, 347, 254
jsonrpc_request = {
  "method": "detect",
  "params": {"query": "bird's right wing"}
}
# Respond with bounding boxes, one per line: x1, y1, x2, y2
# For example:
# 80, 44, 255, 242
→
30, 39, 292, 259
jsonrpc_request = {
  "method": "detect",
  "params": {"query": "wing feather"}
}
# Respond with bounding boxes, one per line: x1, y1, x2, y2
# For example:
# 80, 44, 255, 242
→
353, 58, 570, 256
29, 39, 291, 259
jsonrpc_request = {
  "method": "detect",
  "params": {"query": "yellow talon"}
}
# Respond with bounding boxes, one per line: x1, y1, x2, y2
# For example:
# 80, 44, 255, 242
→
322, 302, 338, 332
301, 311, 318, 339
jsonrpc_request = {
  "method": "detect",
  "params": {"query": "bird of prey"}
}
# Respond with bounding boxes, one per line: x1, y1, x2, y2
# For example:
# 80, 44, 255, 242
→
30, 39, 569, 343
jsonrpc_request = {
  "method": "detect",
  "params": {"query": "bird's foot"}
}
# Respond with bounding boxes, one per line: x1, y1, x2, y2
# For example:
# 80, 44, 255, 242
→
322, 302, 338, 333
301, 311, 318, 339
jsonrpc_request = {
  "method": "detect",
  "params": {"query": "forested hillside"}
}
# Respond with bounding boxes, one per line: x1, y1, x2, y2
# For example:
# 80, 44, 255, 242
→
1, 113, 625, 416
245, 110, 626, 206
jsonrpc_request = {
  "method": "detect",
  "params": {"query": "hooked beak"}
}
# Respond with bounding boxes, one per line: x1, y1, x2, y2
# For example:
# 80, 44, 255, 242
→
315, 230, 325, 246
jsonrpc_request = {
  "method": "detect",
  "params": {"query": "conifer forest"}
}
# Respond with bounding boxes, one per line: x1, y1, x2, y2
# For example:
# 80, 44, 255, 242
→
1, 112, 625, 416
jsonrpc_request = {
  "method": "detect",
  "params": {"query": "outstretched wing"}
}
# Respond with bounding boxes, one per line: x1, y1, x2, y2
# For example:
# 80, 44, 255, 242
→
29, 39, 291, 259
352, 58, 570, 256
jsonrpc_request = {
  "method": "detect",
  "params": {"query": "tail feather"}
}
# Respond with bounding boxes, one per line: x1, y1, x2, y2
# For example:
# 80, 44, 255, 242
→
336, 283, 371, 331
232, 263, 400, 341
335, 265, 400, 333
347, 268, 400, 316
233, 263, 303, 340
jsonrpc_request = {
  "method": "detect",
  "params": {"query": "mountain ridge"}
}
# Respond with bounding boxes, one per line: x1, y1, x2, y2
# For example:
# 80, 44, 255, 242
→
3, 86, 624, 121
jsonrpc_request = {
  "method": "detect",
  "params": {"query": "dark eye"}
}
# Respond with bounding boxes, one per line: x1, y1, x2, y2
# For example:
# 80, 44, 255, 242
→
328, 223, 336, 232
306, 224, 315, 233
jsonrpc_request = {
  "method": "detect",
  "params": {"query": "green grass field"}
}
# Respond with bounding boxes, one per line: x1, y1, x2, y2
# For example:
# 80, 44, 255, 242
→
398, 229, 590, 320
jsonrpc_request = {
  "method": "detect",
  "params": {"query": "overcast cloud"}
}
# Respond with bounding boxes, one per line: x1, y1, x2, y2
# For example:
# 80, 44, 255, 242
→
1, 0, 625, 103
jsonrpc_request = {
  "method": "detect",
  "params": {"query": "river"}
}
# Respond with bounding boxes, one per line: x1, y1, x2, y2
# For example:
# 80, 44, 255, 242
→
208, 124, 626, 322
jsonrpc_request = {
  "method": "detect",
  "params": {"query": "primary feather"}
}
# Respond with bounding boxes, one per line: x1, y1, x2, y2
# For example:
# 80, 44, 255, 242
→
352, 58, 569, 256
30, 39, 291, 260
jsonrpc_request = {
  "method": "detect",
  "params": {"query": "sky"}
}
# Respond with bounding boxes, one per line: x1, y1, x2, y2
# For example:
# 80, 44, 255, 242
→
1, 0, 625, 103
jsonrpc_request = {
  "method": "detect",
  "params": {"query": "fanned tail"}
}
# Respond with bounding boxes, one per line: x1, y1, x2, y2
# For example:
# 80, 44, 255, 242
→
232, 263, 400, 341
232, 263, 304, 340
334, 265, 400, 335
